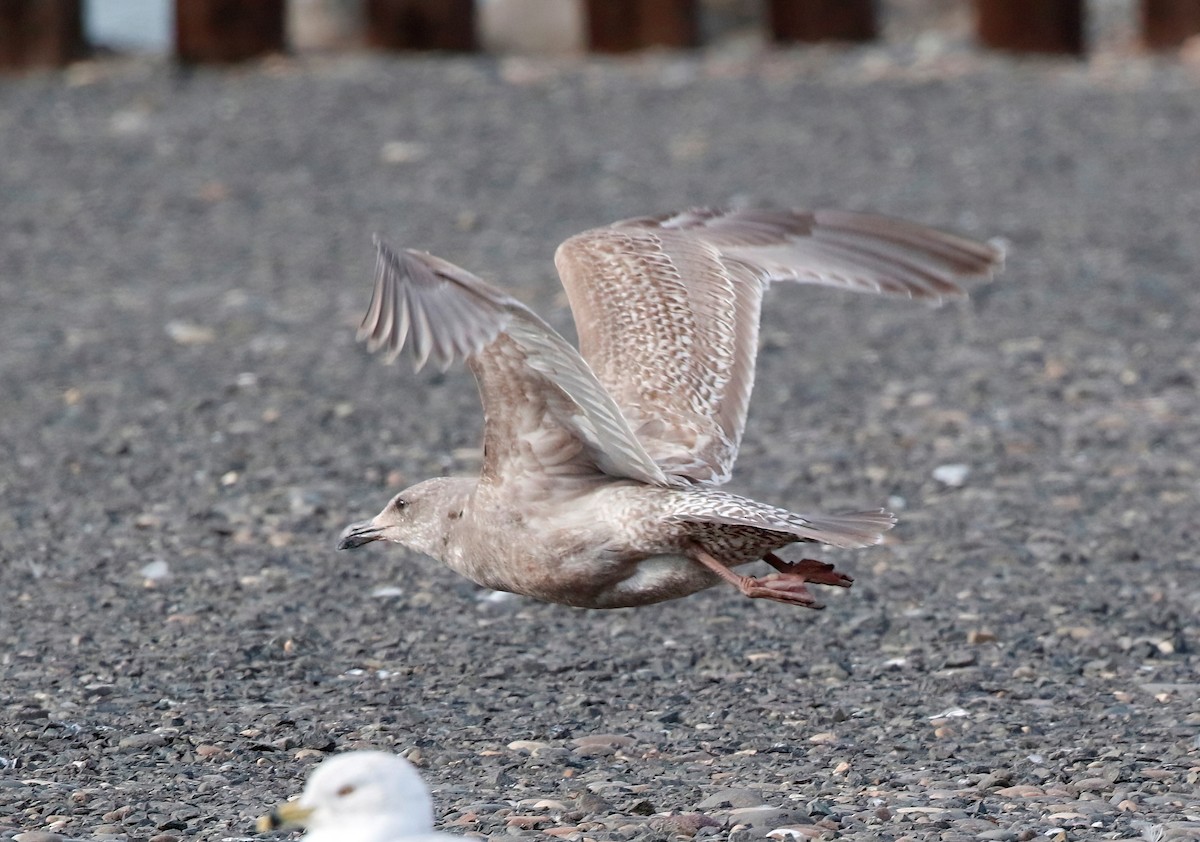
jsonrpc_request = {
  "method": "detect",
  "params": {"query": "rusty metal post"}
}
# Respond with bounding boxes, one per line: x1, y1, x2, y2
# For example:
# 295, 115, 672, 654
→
364, 0, 477, 51
175, 0, 286, 63
767, 0, 877, 43
583, 0, 699, 52
975, 0, 1085, 55
0, 0, 85, 72
1141, 0, 1200, 48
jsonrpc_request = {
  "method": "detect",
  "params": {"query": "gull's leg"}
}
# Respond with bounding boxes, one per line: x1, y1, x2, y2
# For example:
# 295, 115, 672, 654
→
763, 552, 854, 588
687, 542, 823, 609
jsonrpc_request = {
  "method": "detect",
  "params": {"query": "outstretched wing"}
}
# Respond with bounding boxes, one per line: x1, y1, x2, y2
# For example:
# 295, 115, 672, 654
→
554, 208, 1003, 486
358, 239, 677, 489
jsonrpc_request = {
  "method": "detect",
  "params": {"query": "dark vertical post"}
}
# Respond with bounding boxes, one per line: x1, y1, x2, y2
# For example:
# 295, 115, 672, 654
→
364, 0, 477, 51
583, 0, 699, 52
767, 0, 877, 43
1141, 0, 1200, 48
175, 0, 286, 63
975, 0, 1085, 55
0, 0, 85, 72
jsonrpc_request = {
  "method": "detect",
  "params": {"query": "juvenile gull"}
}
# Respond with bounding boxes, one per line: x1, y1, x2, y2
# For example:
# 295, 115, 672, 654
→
338, 207, 1002, 608
256, 751, 453, 842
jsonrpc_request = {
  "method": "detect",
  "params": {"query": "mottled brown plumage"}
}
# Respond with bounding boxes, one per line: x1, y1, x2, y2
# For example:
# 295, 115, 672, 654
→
338, 207, 1002, 608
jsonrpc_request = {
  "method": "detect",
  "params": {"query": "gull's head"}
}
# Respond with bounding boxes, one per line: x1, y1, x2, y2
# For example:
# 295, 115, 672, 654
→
256, 751, 434, 841
337, 477, 474, 558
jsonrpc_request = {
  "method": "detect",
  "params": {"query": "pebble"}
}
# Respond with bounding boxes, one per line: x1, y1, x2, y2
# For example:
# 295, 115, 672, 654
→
932, 463, 970, 487
995, 786, 1045, 799
767, 827, 823, 840
504, 816, 547, 829
976, 772, 1012, 790
570, 734, 634, 749
651, 814, 721, 837
116, 733, 167, 750
696, 789, 766, 810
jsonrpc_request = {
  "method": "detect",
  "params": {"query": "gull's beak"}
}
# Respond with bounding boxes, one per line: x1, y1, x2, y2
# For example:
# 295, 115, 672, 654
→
338, 519, 383, 550
256, 800, 313, 833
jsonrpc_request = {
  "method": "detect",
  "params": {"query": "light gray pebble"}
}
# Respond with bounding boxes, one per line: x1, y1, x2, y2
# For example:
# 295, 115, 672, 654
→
697, 789, 766, 810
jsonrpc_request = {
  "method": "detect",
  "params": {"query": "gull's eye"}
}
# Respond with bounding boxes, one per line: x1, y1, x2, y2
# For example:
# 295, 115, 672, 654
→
393, 498, 408, 511
336, 784, 356, 798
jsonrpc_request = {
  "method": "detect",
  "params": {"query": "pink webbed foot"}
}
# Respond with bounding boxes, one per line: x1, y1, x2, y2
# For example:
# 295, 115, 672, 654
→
738, 571, 824, 608
688, 543, 826, 609
763, 552, 854, 588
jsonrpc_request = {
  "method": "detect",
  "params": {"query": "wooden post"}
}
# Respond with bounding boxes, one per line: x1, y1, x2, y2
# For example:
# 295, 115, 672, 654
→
0, 0, 85, 72
975, 0, 1085, 55
175, 0, 286, 63
1141, 0, 1200, 48
583, 0, 699, 52
767, 0, 877, 43
364, 0, 477, 51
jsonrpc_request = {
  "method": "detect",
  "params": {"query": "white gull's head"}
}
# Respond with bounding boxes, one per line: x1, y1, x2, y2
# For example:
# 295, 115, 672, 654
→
257, 751, 441, 842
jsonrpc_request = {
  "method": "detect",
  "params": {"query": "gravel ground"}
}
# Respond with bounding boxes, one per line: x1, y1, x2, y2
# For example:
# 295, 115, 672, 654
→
2, 37, 1199, 842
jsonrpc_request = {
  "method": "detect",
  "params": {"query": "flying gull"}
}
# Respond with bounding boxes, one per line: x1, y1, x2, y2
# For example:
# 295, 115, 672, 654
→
338, 207, 1002, 608
256, 751, 454, 842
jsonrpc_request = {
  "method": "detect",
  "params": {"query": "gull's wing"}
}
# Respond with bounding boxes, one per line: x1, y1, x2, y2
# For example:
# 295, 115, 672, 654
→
554, 207, 1004, 485
358, 239, 676, 488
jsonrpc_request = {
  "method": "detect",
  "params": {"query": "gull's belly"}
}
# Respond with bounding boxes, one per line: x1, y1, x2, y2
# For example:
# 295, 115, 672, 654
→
538, 551, 722, 609
473, 543, 721, 609
607, 553, 722, 606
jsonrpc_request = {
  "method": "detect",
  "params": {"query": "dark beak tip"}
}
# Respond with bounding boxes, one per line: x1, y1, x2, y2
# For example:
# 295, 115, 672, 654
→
337, 525, 381, 550
336, 534, 363, 551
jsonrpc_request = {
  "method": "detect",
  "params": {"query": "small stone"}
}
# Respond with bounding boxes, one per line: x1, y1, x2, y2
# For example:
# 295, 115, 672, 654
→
165, 320, 215, 346
571, 743, 617, 757
976, 772, 1012, 790
574, 792, 613, 814
652, 814, 720, 837
103, 806, 134, 822
696, 788, 765, 810
139, 560, 170, 582
941, 651, 977, 668
570, 734, 634, 749
118, 733, 168, 750
932, 463, 970, 487
728, 806, 788, 827
767, 828, 822, 841
505, 815, 547, 829
380, 140, 430, 164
